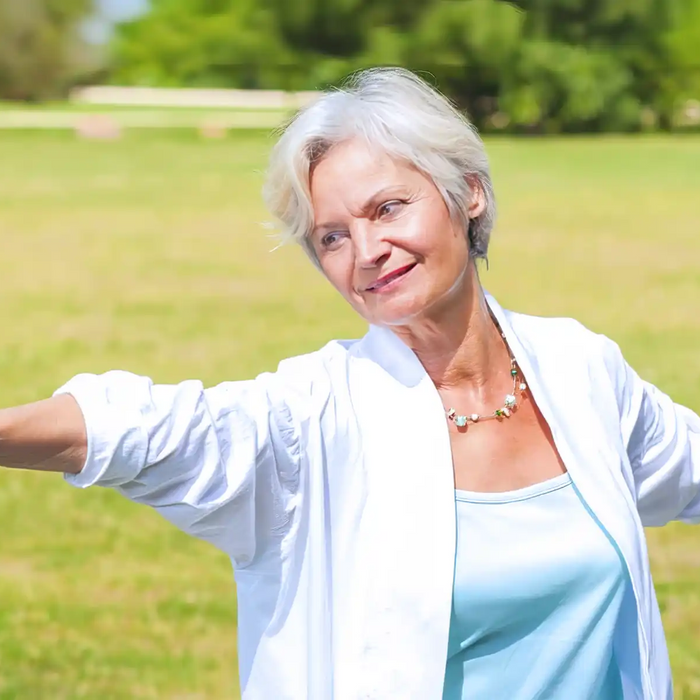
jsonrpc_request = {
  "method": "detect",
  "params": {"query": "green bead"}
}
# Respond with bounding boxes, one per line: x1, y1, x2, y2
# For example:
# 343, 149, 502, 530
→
511, 369, 517, 376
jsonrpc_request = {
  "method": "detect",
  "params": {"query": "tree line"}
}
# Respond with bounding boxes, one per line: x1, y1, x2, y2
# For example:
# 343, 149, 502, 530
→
2, 0, 700, 133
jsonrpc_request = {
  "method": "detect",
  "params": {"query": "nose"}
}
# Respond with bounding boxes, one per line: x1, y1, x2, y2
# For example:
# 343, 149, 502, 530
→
353, 223, 391, 269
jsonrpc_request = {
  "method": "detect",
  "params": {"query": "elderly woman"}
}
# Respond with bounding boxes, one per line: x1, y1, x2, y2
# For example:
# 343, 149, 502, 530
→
0, 68, 698, 700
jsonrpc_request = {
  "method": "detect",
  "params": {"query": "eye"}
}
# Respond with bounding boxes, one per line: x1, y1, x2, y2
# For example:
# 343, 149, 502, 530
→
320, 231, 348, 250
377, 200, 405, 218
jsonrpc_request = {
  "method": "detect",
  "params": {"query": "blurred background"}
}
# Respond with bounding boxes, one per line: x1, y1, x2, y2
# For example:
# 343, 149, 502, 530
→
0, 1, 699, 698
2, 0, 700, 131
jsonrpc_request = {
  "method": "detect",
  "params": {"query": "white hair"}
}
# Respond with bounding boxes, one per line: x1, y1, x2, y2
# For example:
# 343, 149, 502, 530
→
263, 67, 496, 265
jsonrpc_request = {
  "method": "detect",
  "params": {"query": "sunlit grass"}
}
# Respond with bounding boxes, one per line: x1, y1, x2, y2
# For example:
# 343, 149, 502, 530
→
0, 131, 699, 698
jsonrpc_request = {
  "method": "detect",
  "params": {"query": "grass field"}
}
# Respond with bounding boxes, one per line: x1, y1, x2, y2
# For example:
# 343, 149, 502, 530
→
0, 130, 699, 699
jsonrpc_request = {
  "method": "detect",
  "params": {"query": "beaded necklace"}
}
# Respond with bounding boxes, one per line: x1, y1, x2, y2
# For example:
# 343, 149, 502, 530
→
444, 321, 527, 429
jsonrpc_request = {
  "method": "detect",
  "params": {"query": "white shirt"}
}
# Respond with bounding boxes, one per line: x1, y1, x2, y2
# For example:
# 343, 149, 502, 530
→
445, 473, 628, 699
55, 293, 700, 700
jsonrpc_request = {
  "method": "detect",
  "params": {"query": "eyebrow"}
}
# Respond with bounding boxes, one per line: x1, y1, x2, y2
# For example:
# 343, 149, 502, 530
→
360, 186, 405, 214
312, 186, 406, 236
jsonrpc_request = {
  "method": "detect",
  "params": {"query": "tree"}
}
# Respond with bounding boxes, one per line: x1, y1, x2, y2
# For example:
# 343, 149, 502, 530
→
656, 0, 700, 126
111, 0, 304, 89
0, 0, 96, 101
108, 0, 700, 132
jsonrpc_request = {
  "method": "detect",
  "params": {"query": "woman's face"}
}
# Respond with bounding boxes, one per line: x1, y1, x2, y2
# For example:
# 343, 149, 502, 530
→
309, 138, 484, 328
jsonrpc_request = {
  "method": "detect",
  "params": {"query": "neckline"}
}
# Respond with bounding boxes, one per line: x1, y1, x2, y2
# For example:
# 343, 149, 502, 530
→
455, 472, 572, 504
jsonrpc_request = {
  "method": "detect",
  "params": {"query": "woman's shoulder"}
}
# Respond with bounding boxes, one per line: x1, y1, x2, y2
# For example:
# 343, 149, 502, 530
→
502, 309, 639, 425
504, 308, 628, 378
275, 337, 361, 375
259, 337, 363, 401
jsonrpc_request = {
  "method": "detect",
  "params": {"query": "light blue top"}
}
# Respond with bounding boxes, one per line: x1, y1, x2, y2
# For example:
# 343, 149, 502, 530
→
443, 472, 627, 699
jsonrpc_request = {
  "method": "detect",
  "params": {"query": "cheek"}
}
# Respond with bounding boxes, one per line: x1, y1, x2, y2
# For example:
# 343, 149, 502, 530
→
408, 203, 465, 257
413, 233, 465, 277
320, 253, 357, 299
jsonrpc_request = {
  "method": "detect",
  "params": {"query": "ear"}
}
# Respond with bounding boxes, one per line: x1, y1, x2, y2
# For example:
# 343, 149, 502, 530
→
465, 175, 487, 220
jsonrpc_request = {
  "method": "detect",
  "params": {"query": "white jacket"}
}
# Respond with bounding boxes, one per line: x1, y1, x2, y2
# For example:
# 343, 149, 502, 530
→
57, 294, 700, 699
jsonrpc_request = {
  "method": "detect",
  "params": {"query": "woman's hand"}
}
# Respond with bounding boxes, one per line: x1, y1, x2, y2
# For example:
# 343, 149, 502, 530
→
0, 394, 87, 474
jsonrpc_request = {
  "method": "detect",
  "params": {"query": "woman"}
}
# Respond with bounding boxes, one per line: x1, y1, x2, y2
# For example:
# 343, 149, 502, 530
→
0, 68, 697, 700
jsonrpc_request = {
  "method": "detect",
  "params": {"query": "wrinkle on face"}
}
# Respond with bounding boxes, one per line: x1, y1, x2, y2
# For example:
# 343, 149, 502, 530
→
309, 138, 476, 331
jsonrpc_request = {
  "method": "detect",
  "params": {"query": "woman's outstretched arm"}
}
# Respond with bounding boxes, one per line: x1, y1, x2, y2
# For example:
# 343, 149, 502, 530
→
0, 367, 315, 566
0, 394, 87, 474
602, 337, 700, 526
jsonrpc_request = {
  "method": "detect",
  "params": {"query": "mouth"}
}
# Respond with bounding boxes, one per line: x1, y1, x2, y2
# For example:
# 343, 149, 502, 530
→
365, 263, 418, 293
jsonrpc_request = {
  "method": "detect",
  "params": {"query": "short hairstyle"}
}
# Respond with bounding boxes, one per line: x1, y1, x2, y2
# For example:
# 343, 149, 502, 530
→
263, 67, 496, 266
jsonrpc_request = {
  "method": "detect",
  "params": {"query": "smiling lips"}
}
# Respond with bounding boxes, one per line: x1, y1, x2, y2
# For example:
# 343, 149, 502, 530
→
365, 263, 418, 292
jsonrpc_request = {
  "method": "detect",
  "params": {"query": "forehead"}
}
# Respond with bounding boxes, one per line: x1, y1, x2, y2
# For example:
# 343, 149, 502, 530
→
310, 139, 423, 212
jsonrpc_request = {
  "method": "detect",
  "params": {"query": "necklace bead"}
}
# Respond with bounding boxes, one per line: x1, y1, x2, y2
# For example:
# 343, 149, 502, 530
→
444, 313, 526, 429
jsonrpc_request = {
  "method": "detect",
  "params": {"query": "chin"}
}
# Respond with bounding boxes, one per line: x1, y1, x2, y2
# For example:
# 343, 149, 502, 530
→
364, 297, 429, 327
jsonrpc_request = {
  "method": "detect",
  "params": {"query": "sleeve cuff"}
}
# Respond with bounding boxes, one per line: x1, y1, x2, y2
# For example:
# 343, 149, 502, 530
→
53, 373, 149, 489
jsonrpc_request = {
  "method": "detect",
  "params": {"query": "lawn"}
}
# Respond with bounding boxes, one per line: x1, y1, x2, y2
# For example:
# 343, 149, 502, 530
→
0, 130, 699, 699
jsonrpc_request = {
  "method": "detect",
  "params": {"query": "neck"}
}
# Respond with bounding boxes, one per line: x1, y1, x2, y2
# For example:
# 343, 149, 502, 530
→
391, 272, 508, 391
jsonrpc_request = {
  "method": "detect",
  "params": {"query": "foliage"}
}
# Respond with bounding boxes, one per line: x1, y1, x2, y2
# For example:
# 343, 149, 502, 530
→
0, 0, 97, 101
1, 0, 698, 132
108, 0, 700, 133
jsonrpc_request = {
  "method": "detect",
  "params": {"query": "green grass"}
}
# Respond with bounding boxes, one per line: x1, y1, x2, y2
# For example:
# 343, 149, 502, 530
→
0, 130, 699, 698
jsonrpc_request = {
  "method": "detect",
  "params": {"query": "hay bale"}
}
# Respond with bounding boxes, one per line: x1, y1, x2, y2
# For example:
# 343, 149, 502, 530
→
198, 119, 228, 139
75, 114, 122, 140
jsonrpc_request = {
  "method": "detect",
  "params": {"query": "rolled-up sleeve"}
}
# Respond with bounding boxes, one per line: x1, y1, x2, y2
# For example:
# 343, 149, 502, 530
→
53, 369, 305, 567
604, 340, 700, 526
